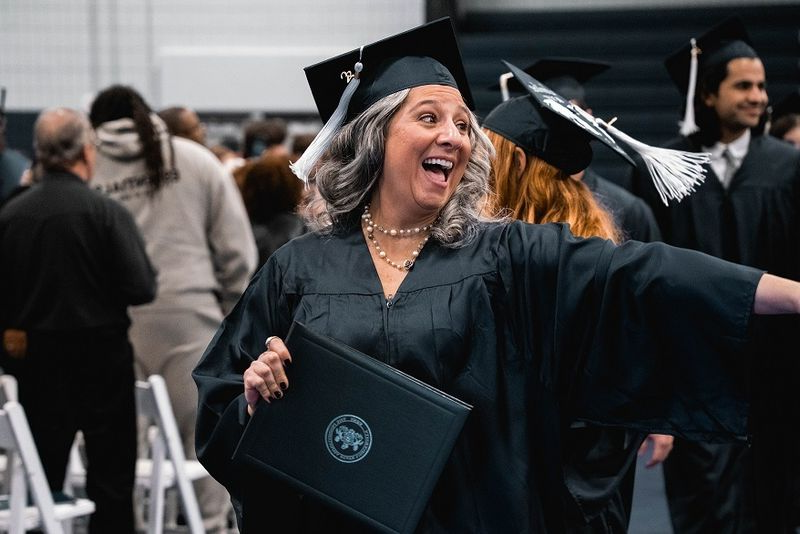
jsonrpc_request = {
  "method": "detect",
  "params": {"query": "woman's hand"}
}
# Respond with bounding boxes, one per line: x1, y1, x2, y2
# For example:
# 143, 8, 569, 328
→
243, 336, 292, 416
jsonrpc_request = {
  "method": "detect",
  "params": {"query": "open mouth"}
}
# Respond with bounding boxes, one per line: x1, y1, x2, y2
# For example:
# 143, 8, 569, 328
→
422, 158, 454, 182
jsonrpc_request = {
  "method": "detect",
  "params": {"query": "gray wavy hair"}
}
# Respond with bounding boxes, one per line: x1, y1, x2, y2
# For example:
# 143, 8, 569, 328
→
304, 88, 495, 248
34, 108, 94, 172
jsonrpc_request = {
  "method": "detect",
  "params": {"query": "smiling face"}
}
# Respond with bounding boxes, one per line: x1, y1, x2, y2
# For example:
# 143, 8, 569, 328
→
378, 85, 472, 222
704, 57, 768, 142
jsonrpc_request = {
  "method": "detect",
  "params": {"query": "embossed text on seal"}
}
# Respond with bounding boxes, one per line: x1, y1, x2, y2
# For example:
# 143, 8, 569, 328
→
325, 414, 372, 463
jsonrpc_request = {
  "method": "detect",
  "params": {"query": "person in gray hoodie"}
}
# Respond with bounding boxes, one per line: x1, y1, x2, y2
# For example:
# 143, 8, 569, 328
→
89, 85, 257, 532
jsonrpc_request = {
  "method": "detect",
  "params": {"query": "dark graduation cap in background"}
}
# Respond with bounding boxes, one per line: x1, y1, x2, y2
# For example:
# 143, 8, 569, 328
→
771, 89, 800, 123
664, 16, 758, 136
487, 61, 633, 171
487, 60, 710, 204
482, 95, 595, 174
291, 17, 472, 183
489, 57, 610, 105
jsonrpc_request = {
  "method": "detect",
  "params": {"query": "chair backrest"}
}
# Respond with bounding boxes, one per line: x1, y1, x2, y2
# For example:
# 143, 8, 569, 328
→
0, 374, 18, 404
136, 375, 204, 534
0, 401, 64, 534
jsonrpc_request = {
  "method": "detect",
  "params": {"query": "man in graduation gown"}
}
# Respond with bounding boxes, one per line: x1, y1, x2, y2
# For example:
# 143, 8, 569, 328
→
630, 16, 800, 533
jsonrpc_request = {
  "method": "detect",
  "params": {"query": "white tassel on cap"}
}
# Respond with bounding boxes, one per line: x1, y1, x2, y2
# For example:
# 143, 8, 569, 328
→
679, 38, 701, 137
597, 118, 710, 205
290, 48, 364, 185
498, 72, 513, 102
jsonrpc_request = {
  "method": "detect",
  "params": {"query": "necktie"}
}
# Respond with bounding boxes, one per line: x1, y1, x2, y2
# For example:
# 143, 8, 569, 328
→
721, 147, 737, 189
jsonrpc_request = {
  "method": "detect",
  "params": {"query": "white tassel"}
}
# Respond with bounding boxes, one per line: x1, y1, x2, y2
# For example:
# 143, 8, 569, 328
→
679, 38, 701, 137
498, 72, 513, 102
597, 118, 710, 205
290, 50, 364, 185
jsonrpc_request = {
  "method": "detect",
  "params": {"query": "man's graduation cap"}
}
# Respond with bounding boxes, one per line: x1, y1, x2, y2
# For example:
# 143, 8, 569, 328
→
490, 57, 610, 105
489, 61, 710, 204
291, 18, 473, 183
664, 16, 758, 136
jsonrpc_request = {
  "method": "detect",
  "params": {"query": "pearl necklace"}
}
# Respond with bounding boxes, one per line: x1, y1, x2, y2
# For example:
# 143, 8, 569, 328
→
361, 204, 433, 271
361, 204, 436, 237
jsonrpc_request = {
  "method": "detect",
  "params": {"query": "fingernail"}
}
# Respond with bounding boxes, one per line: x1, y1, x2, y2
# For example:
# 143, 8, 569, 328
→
275, 391, 283, 399
280, 382, 287, 390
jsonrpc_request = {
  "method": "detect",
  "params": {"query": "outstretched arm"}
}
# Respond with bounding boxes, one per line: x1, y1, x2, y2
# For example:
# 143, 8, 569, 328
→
754, 274, 800, 315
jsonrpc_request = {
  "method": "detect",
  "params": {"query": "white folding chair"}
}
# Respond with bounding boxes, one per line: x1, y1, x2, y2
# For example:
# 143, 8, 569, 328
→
0, 376, 17, 406
0, 375, 17, 484
0, 401, 95, 534
66, 375, 209, 533
135, 375, 207, 534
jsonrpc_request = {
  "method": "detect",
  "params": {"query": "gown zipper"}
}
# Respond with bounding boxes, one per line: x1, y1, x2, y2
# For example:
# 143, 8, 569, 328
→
382, 295, 393, 363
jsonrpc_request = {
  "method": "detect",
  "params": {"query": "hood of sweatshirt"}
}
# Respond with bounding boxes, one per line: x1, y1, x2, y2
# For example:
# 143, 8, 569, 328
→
95, 113, 171, 163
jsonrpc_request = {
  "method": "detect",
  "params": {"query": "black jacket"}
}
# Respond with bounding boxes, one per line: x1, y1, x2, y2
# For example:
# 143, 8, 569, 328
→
0, 171, 156, 333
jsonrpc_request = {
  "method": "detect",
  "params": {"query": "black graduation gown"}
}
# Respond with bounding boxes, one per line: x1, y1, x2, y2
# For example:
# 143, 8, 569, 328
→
563, 168, 662, 533
561, 423, 641, 533
630, 134, 800, 532
193, 220, 763, 534
250, 212, 307, 268
630, 134, 800, 274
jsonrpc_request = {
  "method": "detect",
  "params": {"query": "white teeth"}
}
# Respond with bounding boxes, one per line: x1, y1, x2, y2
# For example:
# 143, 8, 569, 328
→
423, 158, 453, 170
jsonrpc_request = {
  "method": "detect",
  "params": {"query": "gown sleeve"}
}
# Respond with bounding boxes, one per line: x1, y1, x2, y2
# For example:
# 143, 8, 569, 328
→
583, 238, 763, 440
526, 224, 763, 441
192, 259, 292, 491
498, 222, 763, 441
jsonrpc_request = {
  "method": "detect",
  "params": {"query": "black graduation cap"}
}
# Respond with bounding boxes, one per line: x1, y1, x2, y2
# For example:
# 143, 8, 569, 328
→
487, 60, 711, 204
303, 17, 473, 123
482, 95, 594, 174
664, 16, 758, 136
771, 89, 800, 122
489, 57, 610, 104
664, 16, 757, 96
291, 17, 473, 183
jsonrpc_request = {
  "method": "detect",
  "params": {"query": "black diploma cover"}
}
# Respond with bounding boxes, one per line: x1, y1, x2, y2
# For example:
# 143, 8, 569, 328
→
232, 321, 472, 534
